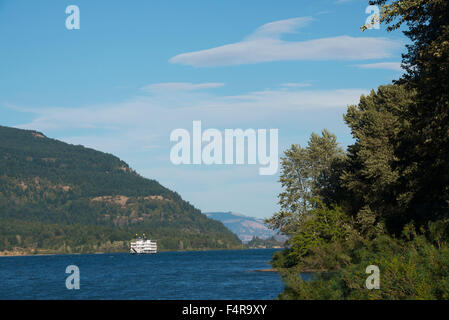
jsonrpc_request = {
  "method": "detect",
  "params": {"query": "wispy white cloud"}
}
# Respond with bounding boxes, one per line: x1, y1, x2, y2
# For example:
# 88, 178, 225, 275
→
354, 62, 403, 71
16, 86, 366, 132
280, 82, 311, 88
247, 17, 313, 40
169, 17, 401, 67
142, 82, 225, 92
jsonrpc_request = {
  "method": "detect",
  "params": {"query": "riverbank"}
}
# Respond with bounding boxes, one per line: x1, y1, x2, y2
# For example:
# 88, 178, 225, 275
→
0, 245, 273, 257
254, 268, 279, 272
254, 267, 327, 273
0, 248, 58, 257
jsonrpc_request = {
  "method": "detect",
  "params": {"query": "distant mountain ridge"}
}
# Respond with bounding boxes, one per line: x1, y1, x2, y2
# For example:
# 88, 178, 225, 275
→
204, 211, 285, 243
0, 125, 241, 254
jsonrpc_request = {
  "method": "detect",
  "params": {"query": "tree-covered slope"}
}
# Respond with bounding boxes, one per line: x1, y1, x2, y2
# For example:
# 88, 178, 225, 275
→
0, 125, 241, 254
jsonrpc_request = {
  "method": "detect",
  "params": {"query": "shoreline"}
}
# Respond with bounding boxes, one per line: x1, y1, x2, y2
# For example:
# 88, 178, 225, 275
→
254, 268, 279, 272
254, 267, 326, 273
0, 246, 279, 258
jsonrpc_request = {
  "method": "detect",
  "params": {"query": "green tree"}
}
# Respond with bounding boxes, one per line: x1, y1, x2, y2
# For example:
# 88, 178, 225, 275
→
268, 1, 449, 298
372, 0, 449, 227
265, 130, 345, 236
342, 84, 415, 232
287, 200, 349, 264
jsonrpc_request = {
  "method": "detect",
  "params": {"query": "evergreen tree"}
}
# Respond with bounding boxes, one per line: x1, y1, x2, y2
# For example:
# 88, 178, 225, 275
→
342, 84, 415, 232
372, 0, 449, 226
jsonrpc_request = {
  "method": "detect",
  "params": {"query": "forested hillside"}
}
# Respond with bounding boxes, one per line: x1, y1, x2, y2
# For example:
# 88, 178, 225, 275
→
0, 126, 241, 254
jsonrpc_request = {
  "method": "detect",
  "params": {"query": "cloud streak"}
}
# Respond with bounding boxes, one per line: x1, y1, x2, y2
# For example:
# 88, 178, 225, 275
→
170, 17, 401, 67
16, 86, 367, 132
142, 82, 225, 92
247, 17, 313, 39
355, 62, 403, 71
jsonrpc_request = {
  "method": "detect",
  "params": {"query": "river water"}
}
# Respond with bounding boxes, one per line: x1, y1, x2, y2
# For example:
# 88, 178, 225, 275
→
0, 248, 287, 299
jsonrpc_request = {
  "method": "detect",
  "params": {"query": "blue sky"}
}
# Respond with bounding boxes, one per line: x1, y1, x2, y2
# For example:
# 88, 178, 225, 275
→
0, 0, 407, 219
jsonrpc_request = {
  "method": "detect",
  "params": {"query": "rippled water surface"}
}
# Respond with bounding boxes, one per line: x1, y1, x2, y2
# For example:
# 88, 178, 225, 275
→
0, 249, 287, 299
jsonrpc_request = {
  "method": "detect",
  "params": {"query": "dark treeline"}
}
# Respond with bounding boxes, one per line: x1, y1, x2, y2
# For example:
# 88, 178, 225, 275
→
267, 0, 449, 299
0, 127, 241, 254
0, 219, 238, 253
246, 236, 283, 249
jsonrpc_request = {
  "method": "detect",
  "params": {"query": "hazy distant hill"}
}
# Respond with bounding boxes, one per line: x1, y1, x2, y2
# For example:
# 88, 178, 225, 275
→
204, 211, 285, 243
0, 125, 241, 254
